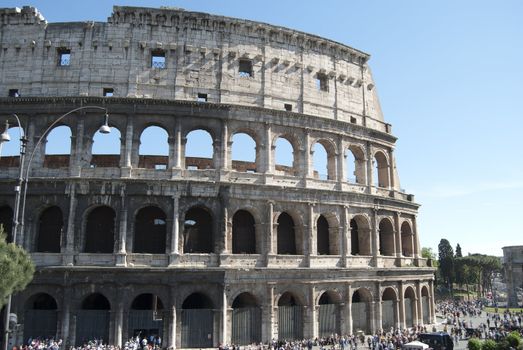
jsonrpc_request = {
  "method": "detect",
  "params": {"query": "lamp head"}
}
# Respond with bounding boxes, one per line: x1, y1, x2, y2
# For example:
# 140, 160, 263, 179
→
0, 121, 10, 143
98, 113, 111, 134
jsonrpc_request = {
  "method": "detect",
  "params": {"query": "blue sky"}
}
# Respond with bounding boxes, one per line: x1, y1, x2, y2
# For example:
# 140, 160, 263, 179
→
1, 0, 522, 257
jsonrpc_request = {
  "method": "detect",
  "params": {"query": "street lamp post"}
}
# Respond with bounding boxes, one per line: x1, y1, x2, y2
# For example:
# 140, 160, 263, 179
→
0, 106, 111, 350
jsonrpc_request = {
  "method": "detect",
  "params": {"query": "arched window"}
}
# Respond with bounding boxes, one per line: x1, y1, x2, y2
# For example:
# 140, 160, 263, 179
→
421, 286, 430, 324
274, 137, 294, 175
85, 206, 115, 253
316, 215, 330, 255
374, 151, 389, 188
351, 289, 371, 334
129, 293, 164, 341
77, 293, 110, 346
277, 212, 296, 255
381, 288, 397, 330
0, 126, 24, 168
138, 126, 169, 169
404, 287, 416, 327
401, 221, 414, 257
0, 206, 13, 243
91, 127, 121, 167
232, 210, 256, 254
278, 292, 303, 340
183, 207, 213, 253
312, 142, 328, 180
181, 293, 214, 348
318, 291, 341, 337
231, 293, 261, 344
347, 146, 366, 184
231, 132, 257, 172
185, 129, 213, 169
37, 206, 63, 253
24, 293, 58, 341
133, 206, 166, 254
351, 216, 371, 256
44, 125, 72, 168
379, 219, 395, 256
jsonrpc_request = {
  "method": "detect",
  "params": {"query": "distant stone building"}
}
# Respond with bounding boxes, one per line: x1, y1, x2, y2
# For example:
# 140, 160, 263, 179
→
503, 246, 523, 307
0, 5, 435, 348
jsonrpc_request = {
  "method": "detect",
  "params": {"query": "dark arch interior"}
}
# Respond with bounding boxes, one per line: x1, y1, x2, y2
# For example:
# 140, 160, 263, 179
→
28, 293, 58, 310
182, 293, 213, 309
0, 206, 13, 243
379, 219, 394, 256
382, 288, 396, 301
131, 293, 164, 310
316, 215, 330, 255
232, 210, 256, 254
350, 219, 359, 255
85, 206, 115, 253
133, 206, 166, 254
278, 292, 299, 306
319, 292, 338, 305
81, 293, 110, 310
232, 292, 258, 308
277, 212, 296, 255
352, 290, 370, 303
183, 207, 213, 253
404, 288, 415, 299
421, 287, 429, 297
37, 206, 63, 253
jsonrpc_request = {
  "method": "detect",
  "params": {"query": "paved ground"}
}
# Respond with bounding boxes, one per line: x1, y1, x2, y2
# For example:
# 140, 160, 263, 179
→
434, 312, 489, 350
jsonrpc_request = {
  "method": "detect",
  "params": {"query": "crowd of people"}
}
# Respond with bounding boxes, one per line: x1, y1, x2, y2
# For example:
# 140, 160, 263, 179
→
12, 300, 523, 350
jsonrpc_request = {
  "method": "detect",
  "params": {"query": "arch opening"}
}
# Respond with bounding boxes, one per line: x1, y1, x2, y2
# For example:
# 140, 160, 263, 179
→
232, 210, 256, 254
129, 293, 164, 343
277, 212, 296, 255
0, 126, 24, 168
138, 126, 169, 170
316, 215, 330, 255
24, 293, 58, 341
231, 132, 257, 172
346, 146, 366, 184
133, 206, 167, 254
76, 293, 110, 346
350, 216, 371, 256
318, 291, 341, 337
421, 286, 430, 324
404, 287, 416, 327
84, 206, 115, 253
44, 125, 72, 168
0, 206, 13, 243
183, 207, 214, 253
274, 137, 295, 175
91, 127, 121, 168
379, 219, 395, 256
278, 292, 303, 340
232, 293, 261, 345
382, 288, 397, 330
351, 289, 371, 334
374, 151, 389, 188
401, 222, 414, 257
181, 293, 214, 348
36, 206, 63, 253
185, 129, 214, 170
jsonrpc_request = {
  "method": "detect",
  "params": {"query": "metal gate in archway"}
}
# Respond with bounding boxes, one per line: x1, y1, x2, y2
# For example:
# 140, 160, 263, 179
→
382, 300, 395, 330
75, 310, 110, 346
231, 307, 261, 345
352, 302, 369, 334
181, 309, 213, 348
422, 296, 429, 324
319, 304, 340, 337
128, 310, 164, 339
278, 305, 303, 340
24, 310, 57, 340
404, 298, 413, 327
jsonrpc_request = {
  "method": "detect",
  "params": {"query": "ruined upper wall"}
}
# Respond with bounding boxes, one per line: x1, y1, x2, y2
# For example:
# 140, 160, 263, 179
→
0, 5, 387, 131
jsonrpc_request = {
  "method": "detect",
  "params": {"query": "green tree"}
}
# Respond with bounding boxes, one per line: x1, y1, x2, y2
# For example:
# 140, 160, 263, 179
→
481, 339, 496, 350
0, 225, 35, 307
455, 243, 462, 258
438, 239, 454, 291
468, 338, 481, 350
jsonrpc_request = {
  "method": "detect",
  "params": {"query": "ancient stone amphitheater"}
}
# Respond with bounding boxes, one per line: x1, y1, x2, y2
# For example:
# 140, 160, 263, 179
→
0, 5, 435, 348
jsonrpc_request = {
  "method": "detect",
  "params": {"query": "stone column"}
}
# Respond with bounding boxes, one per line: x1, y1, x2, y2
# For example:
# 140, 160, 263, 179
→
60, 288, 72, 347
375, 282, 382, 332
167, 305, 177, 349
303, 129, 311, 178
72, 118, 85, 175
114, 299, 124, 347
221, 286, 228, 344
308, 285, 318, 339
429, 280, 436, 324
169, 195, 180, 265
394, 212, 403, 258
346, 284, 353, 335
262, 283, 275, 342
266, 201, 275, 256
337, 141, 346, 184
116, 193, 127, 266
307, 203, 315, 258
220, 121, 229, 170
263, 123, 273, 174
173, 119, 182, 168
398, 282, 406, 330
394, 299, 401, 330
372, 208, 379, 264
416, 282, 422, 325
168, 136, 176, 169
62, 183, 77, 265
342, 206, 350, 264
366, 143, 374, 192
124, 115, 133, 168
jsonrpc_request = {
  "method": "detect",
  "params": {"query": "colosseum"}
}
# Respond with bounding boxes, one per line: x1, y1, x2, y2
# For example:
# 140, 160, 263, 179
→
0, 5, 435, 348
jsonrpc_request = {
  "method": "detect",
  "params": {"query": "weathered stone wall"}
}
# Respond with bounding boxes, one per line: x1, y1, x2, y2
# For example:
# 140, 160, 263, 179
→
0, 6, 386, 130
503, 246, 523, 307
